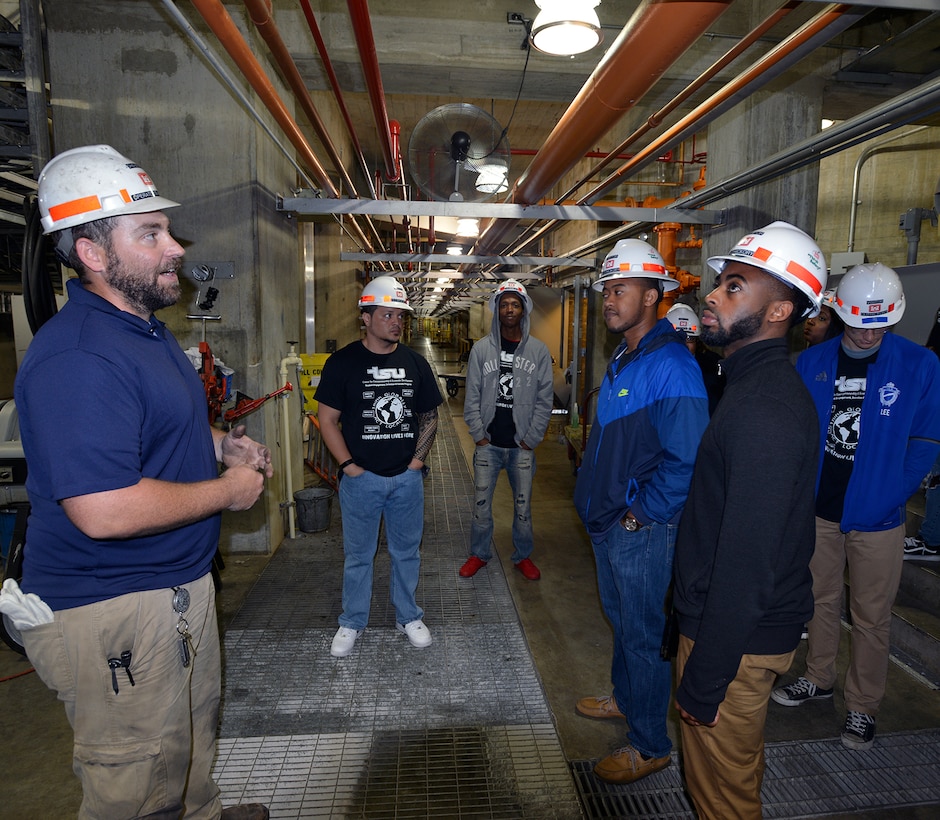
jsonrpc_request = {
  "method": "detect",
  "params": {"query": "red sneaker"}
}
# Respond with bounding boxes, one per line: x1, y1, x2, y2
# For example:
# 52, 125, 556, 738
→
514, 558, 541, 580
459, 555, 487, 577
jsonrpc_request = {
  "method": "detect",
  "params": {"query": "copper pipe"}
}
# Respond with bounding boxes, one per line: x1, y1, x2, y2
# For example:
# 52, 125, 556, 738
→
583, 3, 862, 203
512, 0, 734, 206
243, 0, 358, 197
187, 0, 378, 253
298, 0, 376, 198
347, 0, 399, 181
557, 0, 800, 202
476, 0, 733, 254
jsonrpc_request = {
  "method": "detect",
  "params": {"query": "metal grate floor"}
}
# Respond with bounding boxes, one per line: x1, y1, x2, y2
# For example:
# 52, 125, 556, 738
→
571, 727, 940, 819
212, 371, 584, 818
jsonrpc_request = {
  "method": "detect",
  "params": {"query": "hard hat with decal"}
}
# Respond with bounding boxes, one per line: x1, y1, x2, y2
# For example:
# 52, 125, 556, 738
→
38, 145, 179, 235
666, 303, 701, 337
832, 262, 905, 328
358, 275, 414, 312
489, 279, 533, 314
706, 221, 827, 319
593, 238, 678, 292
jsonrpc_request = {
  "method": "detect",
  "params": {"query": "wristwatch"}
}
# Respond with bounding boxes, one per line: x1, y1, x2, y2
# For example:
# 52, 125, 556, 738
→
620, 512, 643, 532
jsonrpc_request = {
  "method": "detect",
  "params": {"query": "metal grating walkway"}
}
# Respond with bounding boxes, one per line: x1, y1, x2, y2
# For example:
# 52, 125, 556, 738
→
571, 728, 940, 818
211, 363, 584, 818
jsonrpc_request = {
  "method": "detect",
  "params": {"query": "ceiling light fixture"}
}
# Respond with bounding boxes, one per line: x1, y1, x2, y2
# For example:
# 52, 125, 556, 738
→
446, 244, 463, 255
530, 0, 602, 57
474, 162, 509, 194
456, 217, 480, 237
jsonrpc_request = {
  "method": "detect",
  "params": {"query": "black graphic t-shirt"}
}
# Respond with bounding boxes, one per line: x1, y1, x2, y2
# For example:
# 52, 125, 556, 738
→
486, 337, 519, 448
816, 347, 877, 522
315, 341, 443, 476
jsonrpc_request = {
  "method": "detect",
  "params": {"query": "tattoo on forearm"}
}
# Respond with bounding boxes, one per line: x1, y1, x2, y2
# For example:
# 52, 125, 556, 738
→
414, 408, 439, 463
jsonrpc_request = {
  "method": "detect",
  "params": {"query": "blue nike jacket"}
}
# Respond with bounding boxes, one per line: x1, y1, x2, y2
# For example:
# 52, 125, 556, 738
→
574, 319, 709, 538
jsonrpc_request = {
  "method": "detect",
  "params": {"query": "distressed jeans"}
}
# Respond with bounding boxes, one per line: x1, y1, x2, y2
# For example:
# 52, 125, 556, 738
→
469, 444, 535, 564
338, 467, 425, 630
592, 520, 676, 759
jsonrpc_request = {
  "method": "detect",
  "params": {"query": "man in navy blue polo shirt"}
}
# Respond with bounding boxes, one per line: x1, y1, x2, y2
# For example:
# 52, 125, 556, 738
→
10, 145, 272, 820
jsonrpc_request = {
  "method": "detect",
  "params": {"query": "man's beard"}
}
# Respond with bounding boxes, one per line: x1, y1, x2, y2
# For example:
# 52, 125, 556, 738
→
105, 248, 181, 315
700, 306, 765, 348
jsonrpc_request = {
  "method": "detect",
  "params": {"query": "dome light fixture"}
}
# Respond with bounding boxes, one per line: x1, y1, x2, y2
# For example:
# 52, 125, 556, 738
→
446, 244, 463, 255
530, 0, 602, 57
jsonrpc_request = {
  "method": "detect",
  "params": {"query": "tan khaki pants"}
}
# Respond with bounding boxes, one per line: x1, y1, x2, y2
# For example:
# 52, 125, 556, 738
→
677, 635, 795, 820
805, 518, 904, 713
23, 572, 221, 820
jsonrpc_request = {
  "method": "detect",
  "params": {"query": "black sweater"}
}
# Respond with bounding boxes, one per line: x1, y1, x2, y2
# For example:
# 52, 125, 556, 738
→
674, 338, 818, 724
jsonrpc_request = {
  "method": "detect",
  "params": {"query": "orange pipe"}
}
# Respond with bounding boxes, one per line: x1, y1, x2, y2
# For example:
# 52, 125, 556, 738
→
584, 3, 858, 202
347, 0, 399, 181
476, 0, 733, 254
557, 0, 800, 202
188, 0, 336, 196
188, 0, 377, 252
243, 0, 358, 198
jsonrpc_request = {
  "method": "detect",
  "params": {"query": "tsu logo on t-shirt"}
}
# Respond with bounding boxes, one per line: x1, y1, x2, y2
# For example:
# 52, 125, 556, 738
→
826, 374, 865, 462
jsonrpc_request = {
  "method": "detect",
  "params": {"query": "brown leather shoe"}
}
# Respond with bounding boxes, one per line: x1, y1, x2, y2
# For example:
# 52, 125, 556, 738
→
220, 804, 270, 820
576, 694, 625, 720
593, 745, 670, 784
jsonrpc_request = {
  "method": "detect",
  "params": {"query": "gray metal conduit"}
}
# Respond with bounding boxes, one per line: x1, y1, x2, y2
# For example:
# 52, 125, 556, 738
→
672, 73, 940, 214
847, 126, 930, 252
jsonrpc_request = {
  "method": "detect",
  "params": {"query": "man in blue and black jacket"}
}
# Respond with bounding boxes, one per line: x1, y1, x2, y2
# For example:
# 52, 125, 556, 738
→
573, 238, 708, 785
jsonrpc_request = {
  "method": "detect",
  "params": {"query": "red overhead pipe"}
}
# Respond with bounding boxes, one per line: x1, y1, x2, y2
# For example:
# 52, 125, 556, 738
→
476, 0, 733, 254
298, 0, 376, 198
347, 0, 399, 181
242, 0, 358, 197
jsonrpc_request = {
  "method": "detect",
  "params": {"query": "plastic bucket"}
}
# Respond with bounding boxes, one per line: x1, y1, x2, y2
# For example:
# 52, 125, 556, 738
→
294, 487, 334, 533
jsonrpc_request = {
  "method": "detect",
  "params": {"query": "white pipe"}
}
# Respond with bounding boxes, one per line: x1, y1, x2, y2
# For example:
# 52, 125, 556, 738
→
279, 344, 304, 538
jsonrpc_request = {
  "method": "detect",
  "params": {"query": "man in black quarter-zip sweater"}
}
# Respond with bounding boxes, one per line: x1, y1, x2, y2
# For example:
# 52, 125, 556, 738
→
673, 222, 827, 820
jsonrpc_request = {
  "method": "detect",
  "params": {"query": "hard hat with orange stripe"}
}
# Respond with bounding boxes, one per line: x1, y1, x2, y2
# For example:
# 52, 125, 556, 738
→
706, 221, 827, 319
832, 262, 905, 328
593, 238, 678, 292
38, 145, 179, 259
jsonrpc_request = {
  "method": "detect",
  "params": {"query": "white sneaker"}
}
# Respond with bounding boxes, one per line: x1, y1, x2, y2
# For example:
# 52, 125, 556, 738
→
396, 619, 432, 649
330, 626, 362, 657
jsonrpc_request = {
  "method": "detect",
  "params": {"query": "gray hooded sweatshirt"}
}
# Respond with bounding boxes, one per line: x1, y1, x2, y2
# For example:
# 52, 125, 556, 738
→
463, 298, 554, 447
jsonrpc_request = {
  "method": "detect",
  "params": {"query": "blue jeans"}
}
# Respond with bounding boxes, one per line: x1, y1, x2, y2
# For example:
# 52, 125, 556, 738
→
469, 444, 535, 564
338, 467, 425, 630
918, 453, 940, 547
592, 521, 676, 759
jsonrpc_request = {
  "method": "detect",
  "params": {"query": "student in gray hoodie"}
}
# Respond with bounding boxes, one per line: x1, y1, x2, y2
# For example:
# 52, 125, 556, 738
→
461, 280, 554, 581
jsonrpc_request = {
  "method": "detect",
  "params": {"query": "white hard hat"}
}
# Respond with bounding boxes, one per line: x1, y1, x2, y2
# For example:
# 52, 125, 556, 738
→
489, 279, 533, 314
707, 221, 827, 319
593, 238, 678, 292
358, 276, 414, 312
666, 303, 701, 337
38, 145, 179, 235
832, 262, 905, 328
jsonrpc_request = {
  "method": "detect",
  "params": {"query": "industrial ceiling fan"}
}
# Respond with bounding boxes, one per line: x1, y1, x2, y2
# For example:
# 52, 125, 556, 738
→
407, 103, 511, 202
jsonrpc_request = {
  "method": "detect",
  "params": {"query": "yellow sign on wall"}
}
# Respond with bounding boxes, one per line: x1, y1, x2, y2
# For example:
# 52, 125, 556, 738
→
300, 353, 331, 414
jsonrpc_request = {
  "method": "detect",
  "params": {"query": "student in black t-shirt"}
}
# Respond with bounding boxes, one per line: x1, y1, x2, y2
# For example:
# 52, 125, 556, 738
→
316, 276, 443, 658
